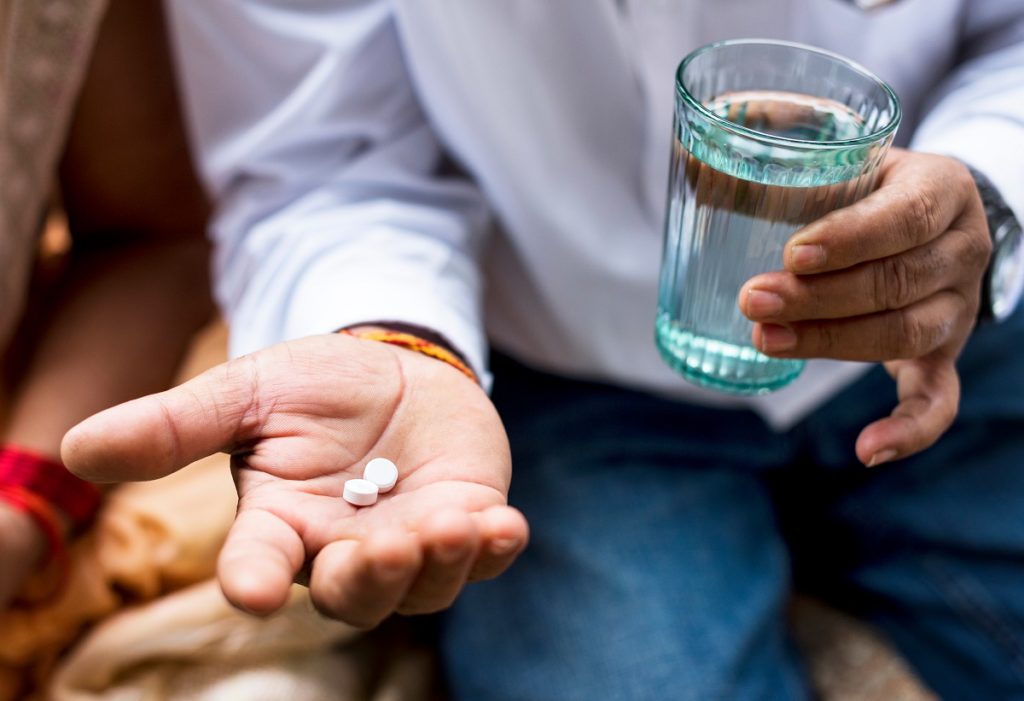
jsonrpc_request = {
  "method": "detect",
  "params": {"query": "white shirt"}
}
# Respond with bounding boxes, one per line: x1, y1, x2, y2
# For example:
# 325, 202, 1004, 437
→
167, 0, 1024, 429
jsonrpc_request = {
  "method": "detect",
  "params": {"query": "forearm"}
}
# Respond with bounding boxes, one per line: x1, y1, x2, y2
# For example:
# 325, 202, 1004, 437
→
3, 0, 214, 460
0, 0, 213, 608
0, 235, 209, 594
4, 236, 213, 458
167, 1, 490, 373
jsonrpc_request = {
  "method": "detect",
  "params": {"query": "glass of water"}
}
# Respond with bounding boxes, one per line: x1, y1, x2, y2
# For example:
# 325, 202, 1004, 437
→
656, 39, 901, 394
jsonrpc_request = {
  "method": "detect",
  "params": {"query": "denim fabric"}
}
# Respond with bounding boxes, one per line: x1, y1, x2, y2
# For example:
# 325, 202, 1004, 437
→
440, 308, 1024, 700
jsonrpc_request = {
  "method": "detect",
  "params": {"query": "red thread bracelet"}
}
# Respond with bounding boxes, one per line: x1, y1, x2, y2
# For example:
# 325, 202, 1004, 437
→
340, 328, 479, 384
0, 445, 102, 530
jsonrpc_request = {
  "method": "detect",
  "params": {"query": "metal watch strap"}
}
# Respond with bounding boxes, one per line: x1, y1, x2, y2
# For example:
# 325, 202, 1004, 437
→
966, 165, 1024, 323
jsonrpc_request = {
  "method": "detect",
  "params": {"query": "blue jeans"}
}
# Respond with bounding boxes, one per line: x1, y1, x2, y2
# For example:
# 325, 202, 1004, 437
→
439, 308, 1024, 700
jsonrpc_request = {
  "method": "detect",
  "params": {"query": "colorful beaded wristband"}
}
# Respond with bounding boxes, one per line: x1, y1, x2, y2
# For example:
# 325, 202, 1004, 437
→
340, 328, 479, 384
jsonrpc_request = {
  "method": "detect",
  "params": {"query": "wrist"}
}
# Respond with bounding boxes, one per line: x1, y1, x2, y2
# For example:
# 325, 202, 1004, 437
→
340, 322, 480, 385
965, 164, 1024, 324
0, 501, 48, 607
0, 500, 47, 559
0, 445, 101, 601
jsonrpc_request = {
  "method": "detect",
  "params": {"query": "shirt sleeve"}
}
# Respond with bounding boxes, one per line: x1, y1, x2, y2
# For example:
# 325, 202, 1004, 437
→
164, 0, 492, 378
910, 1, 1024, 220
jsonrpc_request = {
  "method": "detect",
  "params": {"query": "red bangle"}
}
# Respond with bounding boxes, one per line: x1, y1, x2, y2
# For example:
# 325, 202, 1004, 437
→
0, 445, 102, 531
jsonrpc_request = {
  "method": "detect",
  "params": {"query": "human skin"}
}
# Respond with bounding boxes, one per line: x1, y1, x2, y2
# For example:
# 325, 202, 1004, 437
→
62, 149, 988, 626
0, 0, 212, 608
740, 148, 990, 467
63, 334, 529, 628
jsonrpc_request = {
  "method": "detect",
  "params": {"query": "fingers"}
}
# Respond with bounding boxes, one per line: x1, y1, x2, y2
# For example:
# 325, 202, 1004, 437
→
468, 505, 530, 582
855, 357, 960, 467
307, 506, 528, 627
218, 506, 307, 616
741, 228, 977, 323
62, 356, 259, 482
309, 530, 422, 628
398, 510, 481, 615
783, 152, 976, 274
752, 290, 969, 361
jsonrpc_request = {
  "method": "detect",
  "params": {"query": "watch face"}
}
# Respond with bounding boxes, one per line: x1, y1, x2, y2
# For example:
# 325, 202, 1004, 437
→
991, 224, 1024, 323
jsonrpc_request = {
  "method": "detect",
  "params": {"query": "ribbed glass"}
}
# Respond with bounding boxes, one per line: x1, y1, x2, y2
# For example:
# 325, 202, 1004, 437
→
656, 39, 900, 394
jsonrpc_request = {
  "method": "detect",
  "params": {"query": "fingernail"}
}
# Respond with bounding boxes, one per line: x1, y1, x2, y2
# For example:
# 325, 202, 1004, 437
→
759, 324, 797, 353
746, 289, 785, 318
790, 244, 826, 272
234, 600, 262, 617
374, 559, 409, 580
490, 538, 519, 556
435, 541, 472, 563
867, 449, 898, 467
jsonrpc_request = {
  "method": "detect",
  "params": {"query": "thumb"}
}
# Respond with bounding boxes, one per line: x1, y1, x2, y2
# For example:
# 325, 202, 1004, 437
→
854, 354, 960, 467
62, 357, 258, 482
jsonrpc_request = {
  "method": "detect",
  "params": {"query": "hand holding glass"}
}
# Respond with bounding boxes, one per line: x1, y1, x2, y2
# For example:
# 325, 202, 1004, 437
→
656, 40, 901, 394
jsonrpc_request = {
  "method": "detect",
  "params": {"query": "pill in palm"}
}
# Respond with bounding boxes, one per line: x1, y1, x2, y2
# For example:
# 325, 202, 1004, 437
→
343, 478, 379, 507
363, 457, 398, 493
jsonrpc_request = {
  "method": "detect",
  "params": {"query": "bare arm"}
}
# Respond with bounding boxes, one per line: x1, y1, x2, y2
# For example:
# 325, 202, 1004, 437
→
0, 0, 213, 607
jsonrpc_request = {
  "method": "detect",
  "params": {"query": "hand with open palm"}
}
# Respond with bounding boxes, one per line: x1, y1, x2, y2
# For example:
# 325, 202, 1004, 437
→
62, 334, 528, 628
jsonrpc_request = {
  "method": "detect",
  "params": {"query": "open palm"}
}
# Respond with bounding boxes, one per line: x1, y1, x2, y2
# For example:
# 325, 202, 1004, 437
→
62, 334, 528, 627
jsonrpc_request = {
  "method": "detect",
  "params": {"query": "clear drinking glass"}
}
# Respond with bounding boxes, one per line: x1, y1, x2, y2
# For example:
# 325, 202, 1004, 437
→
655, 39, 901, 394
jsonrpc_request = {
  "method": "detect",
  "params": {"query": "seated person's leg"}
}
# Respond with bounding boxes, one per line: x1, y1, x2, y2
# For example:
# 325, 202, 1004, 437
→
440, 356, 811, 701
782, 307, 1024, 699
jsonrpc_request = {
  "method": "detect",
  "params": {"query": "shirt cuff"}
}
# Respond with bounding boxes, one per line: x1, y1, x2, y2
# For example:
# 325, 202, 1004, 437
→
911, 115, 1024, 224
227, 241, 491, 390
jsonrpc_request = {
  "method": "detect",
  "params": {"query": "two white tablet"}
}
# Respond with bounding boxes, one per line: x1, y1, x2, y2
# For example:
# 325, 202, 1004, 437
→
342, 457, 399, 507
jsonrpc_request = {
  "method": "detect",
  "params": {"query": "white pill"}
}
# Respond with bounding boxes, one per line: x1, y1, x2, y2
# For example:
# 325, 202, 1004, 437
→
363, 457, 399, 493
343, 479, 379, 506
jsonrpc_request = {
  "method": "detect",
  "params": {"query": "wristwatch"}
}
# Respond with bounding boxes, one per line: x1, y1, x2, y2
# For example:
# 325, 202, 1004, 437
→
968, 166, 1024, 323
